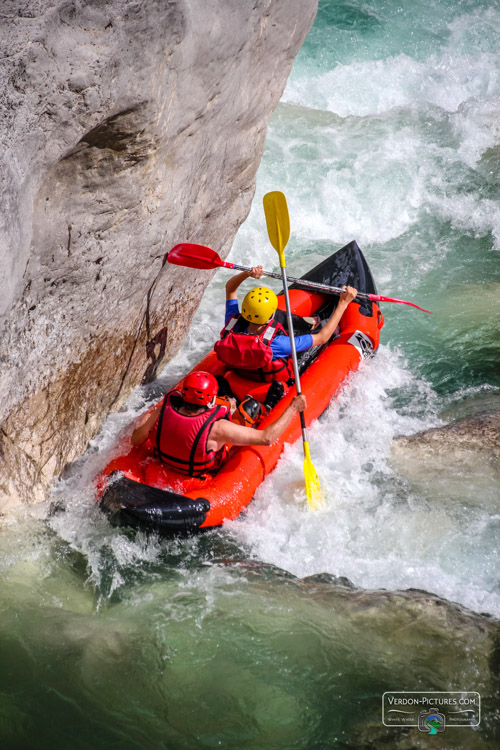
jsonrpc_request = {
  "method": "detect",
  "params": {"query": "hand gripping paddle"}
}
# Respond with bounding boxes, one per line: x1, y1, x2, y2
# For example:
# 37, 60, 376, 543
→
166, 243, 432, 314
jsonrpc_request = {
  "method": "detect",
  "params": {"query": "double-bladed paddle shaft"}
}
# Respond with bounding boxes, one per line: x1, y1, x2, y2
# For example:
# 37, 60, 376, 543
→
167, 243, 432, 314
263, 191, 323, 510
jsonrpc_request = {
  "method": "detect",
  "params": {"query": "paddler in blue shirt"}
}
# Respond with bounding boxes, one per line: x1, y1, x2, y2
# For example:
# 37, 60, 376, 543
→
214, 265, 357, 406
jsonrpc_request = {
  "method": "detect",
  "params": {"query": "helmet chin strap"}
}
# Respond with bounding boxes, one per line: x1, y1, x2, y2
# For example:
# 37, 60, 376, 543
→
207, 396, 216, 408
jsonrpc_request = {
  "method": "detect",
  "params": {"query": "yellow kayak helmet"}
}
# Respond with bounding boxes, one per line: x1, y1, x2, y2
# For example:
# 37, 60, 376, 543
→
241, 286, 278, 324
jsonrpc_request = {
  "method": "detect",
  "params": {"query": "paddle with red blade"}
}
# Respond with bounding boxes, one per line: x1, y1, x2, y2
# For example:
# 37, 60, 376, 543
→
167, 243, 432, 314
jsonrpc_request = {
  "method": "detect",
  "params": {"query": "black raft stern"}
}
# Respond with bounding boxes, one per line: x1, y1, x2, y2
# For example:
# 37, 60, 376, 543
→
100, 475, 211, 534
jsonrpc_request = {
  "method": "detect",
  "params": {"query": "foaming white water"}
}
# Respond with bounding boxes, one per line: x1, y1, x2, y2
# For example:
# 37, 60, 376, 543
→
447, 6, 500, 55
229, 348, 500, 616
284, 51, 499, 118
318, 128, 429, 247
253, 95, 500, 256
451, 96, 500, 168
242, 93, 499, 259
285, 3, 500, 120
430, 192, 500, 250
223, 116, 435, 258
282, 3, 500, 260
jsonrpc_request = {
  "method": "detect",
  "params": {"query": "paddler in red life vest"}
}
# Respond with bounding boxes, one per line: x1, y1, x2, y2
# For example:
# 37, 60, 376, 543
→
214, 266, 358, 388
130, 371, 306, 478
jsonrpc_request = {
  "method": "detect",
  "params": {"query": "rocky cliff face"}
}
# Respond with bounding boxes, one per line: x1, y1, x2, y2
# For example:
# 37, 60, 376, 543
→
0, 0, 317, 510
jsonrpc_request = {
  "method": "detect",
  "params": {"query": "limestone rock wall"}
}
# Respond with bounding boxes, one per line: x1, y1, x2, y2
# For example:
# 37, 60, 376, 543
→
0, 0, 318, 509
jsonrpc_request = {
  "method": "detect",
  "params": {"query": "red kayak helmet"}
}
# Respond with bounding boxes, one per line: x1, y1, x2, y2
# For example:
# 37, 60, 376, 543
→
181, 371, 218, 406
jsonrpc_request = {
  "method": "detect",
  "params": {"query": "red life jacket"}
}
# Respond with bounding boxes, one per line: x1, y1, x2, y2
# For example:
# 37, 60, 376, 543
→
152, 391, 230, 476
214, 315, 294, 382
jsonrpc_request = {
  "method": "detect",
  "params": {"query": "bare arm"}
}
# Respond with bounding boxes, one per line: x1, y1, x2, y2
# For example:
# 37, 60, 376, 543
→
310, 286, 357, 347
225, 265, 264, 300
207, 395, 307, 451
131, 402, 163, 446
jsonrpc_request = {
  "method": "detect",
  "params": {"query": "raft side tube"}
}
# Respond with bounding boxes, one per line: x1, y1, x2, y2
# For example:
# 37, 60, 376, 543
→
100, 475, 211, 533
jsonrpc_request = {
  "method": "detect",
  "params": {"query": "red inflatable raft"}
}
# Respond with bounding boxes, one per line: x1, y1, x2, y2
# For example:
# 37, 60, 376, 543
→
97, 241, 384, 533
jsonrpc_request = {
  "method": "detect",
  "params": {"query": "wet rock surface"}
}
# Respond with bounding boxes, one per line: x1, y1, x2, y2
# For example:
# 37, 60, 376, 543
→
288, 572, 499, 746
0, 0, 317, 509
2, 544, 498, 746
391, 411, 500, 481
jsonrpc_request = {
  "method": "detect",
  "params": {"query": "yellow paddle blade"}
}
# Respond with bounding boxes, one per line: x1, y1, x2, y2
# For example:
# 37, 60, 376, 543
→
303, 442, 323, 510
263, 191, 290, 267
264, 192, 321, 509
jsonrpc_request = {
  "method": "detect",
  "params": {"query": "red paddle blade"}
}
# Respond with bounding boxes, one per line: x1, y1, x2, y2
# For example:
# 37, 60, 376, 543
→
369, 294, 432, 314
167, 243, 234, 270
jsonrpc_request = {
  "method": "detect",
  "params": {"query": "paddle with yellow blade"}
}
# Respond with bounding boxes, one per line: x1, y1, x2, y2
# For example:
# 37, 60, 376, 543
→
263, 191, 323, 510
